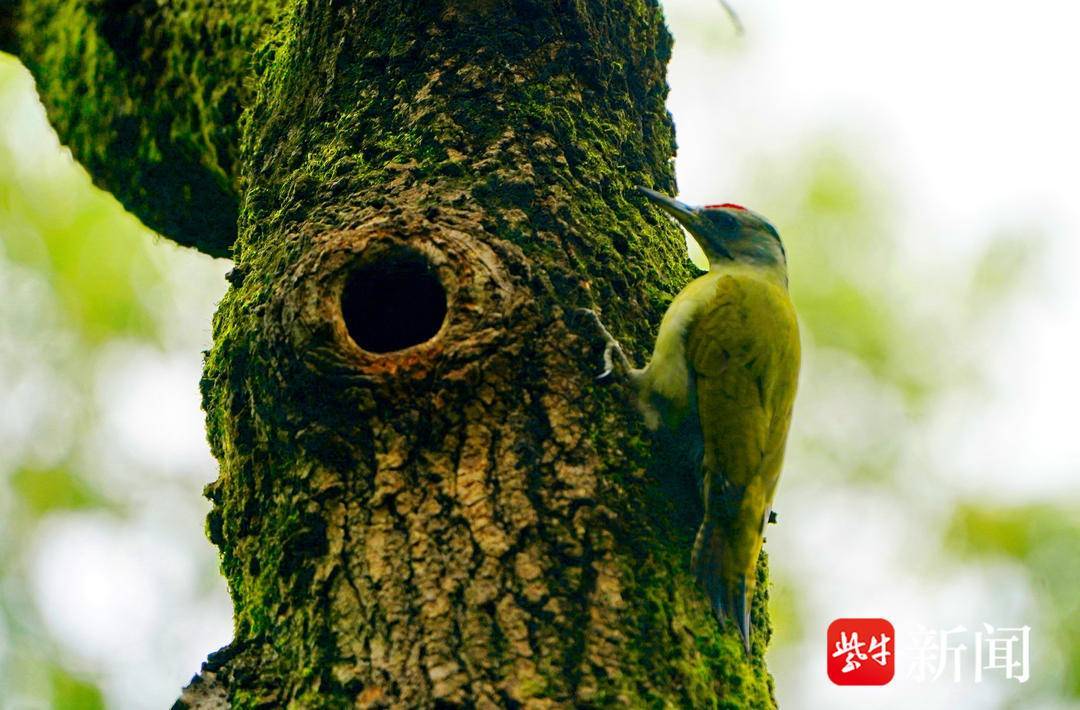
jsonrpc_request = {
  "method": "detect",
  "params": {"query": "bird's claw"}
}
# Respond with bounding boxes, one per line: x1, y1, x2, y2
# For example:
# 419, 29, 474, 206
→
576, 308, 633, 379
598, 340, 624, 379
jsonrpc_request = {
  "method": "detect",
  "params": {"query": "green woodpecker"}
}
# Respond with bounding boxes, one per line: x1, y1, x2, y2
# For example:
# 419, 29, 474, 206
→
583, 186, 800, 652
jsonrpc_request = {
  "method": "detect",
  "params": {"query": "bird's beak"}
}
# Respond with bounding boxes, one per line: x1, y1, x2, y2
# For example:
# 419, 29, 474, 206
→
636, 186, 699, 230
637, 186, 733, 261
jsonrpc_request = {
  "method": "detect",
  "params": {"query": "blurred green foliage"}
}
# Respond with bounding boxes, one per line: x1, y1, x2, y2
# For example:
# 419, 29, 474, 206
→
948, 503, 1080, 698
772, 148, 942, 403
1, 55, 131, 707
8, 466, 109, 516
0, 56, 163, 345
49, 665, 106, 710
0, 55, 227, 707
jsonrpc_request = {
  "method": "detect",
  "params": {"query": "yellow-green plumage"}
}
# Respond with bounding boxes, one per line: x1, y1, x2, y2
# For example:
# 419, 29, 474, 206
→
632, 263, 798, 650
596, 187, 800, 653
688, 267, 799, 642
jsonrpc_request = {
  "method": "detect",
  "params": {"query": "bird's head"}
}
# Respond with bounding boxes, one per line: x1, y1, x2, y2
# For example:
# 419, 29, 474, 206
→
637, 186, 786, 275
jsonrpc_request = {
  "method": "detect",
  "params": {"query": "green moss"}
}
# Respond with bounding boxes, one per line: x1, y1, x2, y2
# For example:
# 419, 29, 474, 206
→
14, 0, 289, 256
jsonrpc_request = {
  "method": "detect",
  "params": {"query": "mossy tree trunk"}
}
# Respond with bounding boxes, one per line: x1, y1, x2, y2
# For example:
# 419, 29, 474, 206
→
3, 0, 778, 706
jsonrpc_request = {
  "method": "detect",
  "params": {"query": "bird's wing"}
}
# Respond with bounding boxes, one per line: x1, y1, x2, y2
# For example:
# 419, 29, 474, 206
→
635, 284, 707, 430
687, 272, 799, 496
685, 271, 799, 646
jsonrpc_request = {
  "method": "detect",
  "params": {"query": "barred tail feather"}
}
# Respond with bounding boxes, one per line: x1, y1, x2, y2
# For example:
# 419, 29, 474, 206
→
691, 523, 752, 654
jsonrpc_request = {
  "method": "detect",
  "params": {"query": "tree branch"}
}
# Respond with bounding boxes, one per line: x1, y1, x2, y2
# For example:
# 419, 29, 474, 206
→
5, 0, 284, 257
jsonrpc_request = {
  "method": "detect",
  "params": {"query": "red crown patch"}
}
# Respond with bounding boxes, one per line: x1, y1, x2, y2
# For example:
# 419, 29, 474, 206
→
704, 203, 747, 211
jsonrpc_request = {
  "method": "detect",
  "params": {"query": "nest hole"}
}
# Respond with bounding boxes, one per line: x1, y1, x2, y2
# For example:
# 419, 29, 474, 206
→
341, 250, 447, 353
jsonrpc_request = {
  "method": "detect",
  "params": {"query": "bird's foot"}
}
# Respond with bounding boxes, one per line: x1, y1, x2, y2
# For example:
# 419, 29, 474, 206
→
575, 308, 634, 379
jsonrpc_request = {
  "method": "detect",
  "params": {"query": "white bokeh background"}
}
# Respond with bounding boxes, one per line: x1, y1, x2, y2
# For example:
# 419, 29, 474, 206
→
2, 1, 1079, 707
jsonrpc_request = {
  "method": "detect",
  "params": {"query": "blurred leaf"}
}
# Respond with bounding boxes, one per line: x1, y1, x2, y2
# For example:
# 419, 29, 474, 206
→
9, 467, 109, 516
946, 502, 1079, 561
50, 665, 106, 710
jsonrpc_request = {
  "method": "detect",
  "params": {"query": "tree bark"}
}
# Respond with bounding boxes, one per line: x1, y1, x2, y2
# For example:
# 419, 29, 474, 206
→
6, 0, 778, 706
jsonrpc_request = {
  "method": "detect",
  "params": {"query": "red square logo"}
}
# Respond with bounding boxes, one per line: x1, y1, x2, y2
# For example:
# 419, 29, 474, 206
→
827, 618, 895, 685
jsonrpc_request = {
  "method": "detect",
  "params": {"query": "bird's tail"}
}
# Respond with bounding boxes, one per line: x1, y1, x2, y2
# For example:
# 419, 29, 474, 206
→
692, 523, 753, 654
732, 576, 751, 654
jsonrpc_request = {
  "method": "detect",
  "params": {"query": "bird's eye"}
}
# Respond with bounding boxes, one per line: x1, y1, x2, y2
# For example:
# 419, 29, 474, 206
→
705, 210, 739, 233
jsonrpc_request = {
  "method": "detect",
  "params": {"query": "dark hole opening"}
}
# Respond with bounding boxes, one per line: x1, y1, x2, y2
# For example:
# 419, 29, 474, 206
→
341, 251, 447, 353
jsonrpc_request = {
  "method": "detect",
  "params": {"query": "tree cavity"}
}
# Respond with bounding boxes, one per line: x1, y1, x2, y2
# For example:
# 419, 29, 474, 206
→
341, 248, 447, 354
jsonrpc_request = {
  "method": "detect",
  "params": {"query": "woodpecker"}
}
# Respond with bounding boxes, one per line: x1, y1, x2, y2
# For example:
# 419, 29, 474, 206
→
582, 186, 800, 652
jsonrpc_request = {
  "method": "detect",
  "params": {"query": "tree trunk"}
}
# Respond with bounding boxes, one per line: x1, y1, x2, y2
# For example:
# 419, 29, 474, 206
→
5, 0, 778, 706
